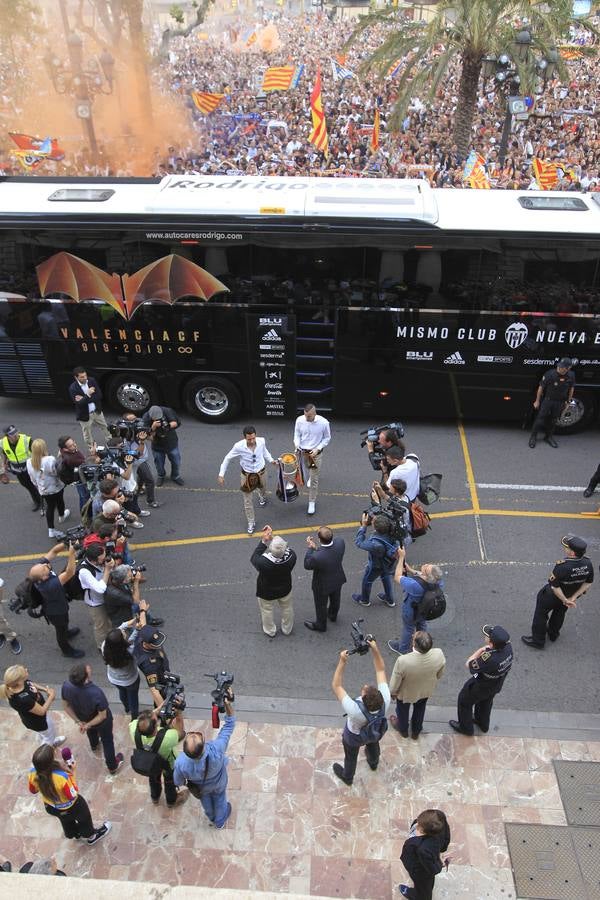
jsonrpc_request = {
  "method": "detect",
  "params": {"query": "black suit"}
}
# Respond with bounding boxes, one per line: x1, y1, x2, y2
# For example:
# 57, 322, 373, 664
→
304, 538, 346, 629
68, 377, 104, 421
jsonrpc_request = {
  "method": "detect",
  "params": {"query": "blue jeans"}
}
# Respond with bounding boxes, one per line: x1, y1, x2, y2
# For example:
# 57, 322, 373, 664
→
117, 677, 140, 720
199, 785, 229, 826
360, 560, 395, 604
75, 481, 90, 512
153, 447, 181, 479
399, 598, 427, 653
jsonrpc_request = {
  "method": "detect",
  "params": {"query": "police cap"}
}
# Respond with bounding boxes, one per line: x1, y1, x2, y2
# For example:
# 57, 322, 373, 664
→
557, 358, 572, 369
482, 624, 510, 645
561, 534, 587, 555
138, 625, 166, 648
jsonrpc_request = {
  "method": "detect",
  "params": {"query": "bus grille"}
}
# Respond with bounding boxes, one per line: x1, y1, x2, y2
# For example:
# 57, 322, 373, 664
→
0, 343, 54, 395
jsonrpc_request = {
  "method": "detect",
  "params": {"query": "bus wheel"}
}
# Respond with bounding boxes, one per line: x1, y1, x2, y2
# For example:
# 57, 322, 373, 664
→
184, 376, 241, 422
555, 392, 596, 434
108, 374, 156, 414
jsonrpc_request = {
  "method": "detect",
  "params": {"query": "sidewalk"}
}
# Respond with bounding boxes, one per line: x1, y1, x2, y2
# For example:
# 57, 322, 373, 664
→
2, 706, 599, 899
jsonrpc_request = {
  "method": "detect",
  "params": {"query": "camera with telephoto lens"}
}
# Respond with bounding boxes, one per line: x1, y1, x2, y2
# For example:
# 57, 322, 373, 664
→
206, 671, 234, 727
158, 672, 186, 725
109, 418, 147, 442
153, 417, 170, 440
360, 421, 405, 468
53, 524, 88, 546
130, 564, 147, 575
347, 619, 373, 656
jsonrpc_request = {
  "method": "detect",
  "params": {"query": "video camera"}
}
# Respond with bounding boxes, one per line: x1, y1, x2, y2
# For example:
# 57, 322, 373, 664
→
206, 671, 234, 727
109, 418, 147, 443
347, 619, 373, 656
79, 462, 121, 486
152, 417, 171, 440
362, 500, 407, 544
96, 445, 139, 467
158, 672, 186, 726
360, 422, 405, 469
53, 524, 88, 546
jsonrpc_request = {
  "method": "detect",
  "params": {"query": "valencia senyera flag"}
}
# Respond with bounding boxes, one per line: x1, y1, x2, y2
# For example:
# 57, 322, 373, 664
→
191, 91, 225, 115
308, 65, 329, 157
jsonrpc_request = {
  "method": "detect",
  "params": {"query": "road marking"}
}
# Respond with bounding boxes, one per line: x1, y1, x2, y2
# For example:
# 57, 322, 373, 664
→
0, 507, 595, 564
457, 422, 487, 562
477, 483, 587, 492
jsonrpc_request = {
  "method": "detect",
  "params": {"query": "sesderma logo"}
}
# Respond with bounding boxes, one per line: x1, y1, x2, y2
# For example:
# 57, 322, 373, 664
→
444, 351, 465, 365
262, 328, 281, 341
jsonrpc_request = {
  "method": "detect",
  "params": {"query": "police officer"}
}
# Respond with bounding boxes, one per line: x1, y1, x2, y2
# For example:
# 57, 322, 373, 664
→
449, 625, 513, 736
133, 625, 171, 707
1, 425, 41, 511
528, 358, 575, 449
522, 535, 594, 649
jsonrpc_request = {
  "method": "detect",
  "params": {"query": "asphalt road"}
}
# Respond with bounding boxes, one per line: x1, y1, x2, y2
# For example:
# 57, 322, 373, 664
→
1, 395, 599, 715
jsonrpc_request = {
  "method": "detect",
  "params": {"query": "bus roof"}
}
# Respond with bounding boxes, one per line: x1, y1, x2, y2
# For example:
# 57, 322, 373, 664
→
0, 175, 599, 234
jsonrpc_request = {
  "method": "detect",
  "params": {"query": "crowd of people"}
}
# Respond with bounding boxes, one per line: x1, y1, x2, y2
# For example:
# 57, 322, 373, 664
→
1, 11, 600, 190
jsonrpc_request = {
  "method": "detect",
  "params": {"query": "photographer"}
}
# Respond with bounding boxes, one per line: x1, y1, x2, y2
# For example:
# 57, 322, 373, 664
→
142, 405, 183, 487
352, 513, 400, 609
101, 604, 147, 720
56, 436, 89, 513
0, 576, 22, 655
1, 664, 65, 747
389, 548, 444, 656
121, 414, 159, 508
129, 703, 187, 808
105, 566, 162, 629
92, 503, 136, 561
366, 428, 401, 480
370, 478, 412, 549
91, 477, 144, 529
384, 444, 420, 502
27, 543, 84, 658
133, 625, 172, 707
173, 692, 235, 828
84, 523, 130, 565
77, 544, 115, 650
331, 639, 391, 786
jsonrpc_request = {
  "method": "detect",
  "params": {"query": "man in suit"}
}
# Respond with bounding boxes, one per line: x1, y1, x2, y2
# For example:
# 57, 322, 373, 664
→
389, 631, 446, 740
303, 526, 346, 632
68, 367, 111, 450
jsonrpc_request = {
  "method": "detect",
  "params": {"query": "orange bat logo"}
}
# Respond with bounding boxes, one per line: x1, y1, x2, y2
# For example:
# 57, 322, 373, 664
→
36, 252, 229, 320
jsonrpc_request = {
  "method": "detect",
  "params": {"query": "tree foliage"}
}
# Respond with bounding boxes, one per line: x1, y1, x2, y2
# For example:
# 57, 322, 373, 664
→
158, 0, 216, 58
349, 0, 598, 156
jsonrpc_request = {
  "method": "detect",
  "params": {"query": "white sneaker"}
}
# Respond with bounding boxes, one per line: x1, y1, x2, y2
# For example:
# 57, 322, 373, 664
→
48, 528, 60, 538
306, 478, 311, 488
138, 510, 151, 517
53, 735, 67, 747
58, 509, 71, 523
247, 522, 256, 534
307, 501, 316, 515
130, 520, 144, 529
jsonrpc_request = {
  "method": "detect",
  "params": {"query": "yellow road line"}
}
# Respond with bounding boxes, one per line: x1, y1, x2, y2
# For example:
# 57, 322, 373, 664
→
457, 422, 480, 513
0, 506, 595, 564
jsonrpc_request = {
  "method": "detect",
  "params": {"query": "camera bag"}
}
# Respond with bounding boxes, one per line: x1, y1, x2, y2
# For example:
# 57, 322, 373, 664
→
413, 577, 446, 621
130, 727, 168, 778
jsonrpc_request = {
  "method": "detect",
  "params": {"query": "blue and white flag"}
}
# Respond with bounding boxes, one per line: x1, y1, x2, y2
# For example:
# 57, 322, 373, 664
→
330, 58, 357, 81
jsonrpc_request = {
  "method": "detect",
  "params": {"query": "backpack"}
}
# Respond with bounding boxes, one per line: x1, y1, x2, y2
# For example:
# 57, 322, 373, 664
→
62, 560, 96, 603
414, 577, 447, 621
406, 454, 443, 506
409, 500, 431, 538
130, 727, 168, 778
356, 699, 389, 743
371, 535, 399, 572
55, 455, 77, 486
14, 578, 44, 618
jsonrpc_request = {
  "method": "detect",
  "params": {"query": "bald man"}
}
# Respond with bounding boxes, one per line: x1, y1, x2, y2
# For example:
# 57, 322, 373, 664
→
28, 543, 84, 658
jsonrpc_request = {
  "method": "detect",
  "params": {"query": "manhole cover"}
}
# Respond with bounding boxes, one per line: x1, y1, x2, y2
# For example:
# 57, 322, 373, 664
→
505, 823, 585, 899
553, 760, 600, 826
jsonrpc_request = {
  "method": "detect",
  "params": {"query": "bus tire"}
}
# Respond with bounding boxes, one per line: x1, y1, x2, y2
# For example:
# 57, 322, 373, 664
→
183, 376, 241, 422
107, 374, 157, 415
554, 391, 596, 434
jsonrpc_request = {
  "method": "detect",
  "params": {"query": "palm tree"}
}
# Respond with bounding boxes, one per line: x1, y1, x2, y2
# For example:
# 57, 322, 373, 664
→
350, 0, 597, 157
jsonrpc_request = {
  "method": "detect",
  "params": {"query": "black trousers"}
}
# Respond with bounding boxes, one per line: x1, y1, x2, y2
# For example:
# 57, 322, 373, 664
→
136, 461, 156, 504
403, 874, 436, 900
586, 463, 600, 492
14, 470, 41, 506
531, 399, 564, 438
44, 490, 65, 529
46, 612, 73, 654
313, 587, 341, 629
457, 677, 502, 735
531, 585, 567, 646
342, 737, 380, 782
45, 794, 95, 839
149, 760, 177, 805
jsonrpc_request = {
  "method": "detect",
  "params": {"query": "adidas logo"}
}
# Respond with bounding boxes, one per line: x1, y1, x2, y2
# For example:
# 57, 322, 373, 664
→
262, 328, 281, 341
444, 351, 465, 365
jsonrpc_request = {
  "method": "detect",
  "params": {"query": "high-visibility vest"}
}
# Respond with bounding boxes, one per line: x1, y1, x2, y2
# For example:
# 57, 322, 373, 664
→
1, 433, 32, 471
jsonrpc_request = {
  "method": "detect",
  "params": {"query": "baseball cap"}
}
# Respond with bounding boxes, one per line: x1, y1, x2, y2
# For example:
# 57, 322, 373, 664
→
138, 625, 166, 648
561, 534, 586, 555
558, 357, 572, 368
3, 425, 18, 437
148, 405, 163, 420
482, 624, 510, 645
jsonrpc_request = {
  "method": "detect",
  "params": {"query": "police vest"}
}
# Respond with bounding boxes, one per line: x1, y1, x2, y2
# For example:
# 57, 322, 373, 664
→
2, 434, 32, 471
